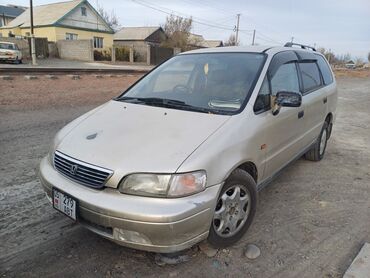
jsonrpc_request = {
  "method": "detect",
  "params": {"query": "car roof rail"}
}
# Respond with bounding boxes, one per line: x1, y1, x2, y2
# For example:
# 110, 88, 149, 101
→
284, 42, 316, 52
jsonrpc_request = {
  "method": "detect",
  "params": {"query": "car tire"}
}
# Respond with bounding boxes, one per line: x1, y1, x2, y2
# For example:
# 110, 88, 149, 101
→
305, 121, 329, 161
208, 169, 257, 248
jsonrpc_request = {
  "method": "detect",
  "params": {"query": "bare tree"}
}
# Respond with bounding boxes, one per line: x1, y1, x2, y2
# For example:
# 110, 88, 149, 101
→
317, 47, 326, 55
224, 34, 239, 46
354, 57, 364, 66
161, 15, 193, 51
98, 6, 120, 31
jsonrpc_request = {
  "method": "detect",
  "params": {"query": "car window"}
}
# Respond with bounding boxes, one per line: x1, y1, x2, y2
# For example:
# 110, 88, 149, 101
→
316, 55, 333, 85
271, 63, 300, 95
118, 53, 266, 115
299, 62, 322, 92
254, 76, 270, 112
152, 61, 195, 93
0, 43, 15, 50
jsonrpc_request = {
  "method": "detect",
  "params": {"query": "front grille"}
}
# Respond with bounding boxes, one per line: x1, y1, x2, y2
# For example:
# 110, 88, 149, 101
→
54, 151, 113, 189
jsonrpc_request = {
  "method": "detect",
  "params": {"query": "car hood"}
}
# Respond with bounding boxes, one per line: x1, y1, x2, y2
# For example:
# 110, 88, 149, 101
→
57, 100, 230, 181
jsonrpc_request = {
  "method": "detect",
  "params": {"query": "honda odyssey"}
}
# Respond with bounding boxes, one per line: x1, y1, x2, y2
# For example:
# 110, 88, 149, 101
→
39, 43, 337, 253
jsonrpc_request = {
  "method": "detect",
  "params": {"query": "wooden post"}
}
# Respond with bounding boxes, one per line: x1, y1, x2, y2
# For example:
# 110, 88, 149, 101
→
146, 44, 151, 65
129, 47, 134, 63
111, 45, 116, 63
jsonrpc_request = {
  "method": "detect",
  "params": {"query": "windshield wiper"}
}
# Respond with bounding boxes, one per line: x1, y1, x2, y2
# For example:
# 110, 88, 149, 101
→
117, 97, 219, 114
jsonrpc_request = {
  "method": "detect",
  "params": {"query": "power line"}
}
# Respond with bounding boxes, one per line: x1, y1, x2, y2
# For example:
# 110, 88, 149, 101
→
131, 0, 284, 45
176, 0, 233, 17
131, 0, 236, 31
195, 16, 236, 33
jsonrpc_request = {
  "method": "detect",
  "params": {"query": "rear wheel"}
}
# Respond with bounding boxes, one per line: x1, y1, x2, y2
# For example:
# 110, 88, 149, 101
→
208, 169, 257, 248
305, 121, 329, 161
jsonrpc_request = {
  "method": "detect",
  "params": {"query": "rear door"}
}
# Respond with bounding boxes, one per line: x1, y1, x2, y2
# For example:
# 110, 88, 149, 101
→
296, 52, 328, 146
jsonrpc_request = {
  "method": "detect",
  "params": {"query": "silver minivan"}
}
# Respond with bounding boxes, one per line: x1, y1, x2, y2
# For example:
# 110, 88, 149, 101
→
39, 44, 337, 253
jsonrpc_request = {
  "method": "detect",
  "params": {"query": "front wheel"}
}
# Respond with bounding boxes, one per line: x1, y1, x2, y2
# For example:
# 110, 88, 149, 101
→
208, 169, 257, 248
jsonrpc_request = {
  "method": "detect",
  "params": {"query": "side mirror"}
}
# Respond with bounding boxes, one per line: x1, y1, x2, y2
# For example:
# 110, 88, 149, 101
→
272, 91, 302, 115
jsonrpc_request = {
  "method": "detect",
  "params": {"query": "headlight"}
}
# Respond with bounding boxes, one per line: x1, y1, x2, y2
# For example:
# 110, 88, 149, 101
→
119, 171, 207, 197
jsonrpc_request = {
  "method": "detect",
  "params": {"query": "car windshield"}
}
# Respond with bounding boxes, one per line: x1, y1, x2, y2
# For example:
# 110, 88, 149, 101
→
116, 52, 266, 115
0, 43, 16, 50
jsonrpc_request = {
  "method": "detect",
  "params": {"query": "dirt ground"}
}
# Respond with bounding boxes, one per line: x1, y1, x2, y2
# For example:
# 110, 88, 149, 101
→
0, 73, 369, 278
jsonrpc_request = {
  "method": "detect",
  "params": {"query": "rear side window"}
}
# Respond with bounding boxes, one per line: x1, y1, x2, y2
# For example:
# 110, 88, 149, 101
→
299, 62, 322, 92
316, 55, 333, 85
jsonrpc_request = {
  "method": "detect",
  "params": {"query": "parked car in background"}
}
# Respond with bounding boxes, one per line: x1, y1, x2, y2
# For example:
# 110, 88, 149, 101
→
39, 43, 337, 253
0, 42, 22, 63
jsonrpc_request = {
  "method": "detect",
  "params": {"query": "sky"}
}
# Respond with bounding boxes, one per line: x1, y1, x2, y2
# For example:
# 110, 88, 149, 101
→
2, 0, 370, 60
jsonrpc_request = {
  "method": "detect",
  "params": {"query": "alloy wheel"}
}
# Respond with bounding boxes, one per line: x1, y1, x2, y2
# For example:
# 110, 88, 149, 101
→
213, 185, 251, 238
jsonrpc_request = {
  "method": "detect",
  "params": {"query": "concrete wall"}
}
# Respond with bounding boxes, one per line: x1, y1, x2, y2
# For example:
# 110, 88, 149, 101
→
56, 39, 93, 62
0, 37, 30, 58
114, 40, 148, 62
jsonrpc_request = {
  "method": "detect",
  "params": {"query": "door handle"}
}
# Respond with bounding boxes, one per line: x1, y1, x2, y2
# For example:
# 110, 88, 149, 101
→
298, 110, 304, 119
323, 97, 328, 104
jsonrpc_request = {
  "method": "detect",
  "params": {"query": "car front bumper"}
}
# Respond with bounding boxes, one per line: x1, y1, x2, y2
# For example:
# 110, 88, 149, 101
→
39, 156, 222, 253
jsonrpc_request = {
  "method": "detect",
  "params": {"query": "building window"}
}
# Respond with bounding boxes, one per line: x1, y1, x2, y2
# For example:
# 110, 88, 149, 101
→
94, 37, 103, 48
81, 6, 87, 16
66, 33, 78, 40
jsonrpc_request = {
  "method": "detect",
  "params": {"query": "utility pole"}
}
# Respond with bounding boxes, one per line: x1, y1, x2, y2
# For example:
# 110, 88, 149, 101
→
30, 0, 37, 65
235, 13, 240, 46
291, 36, 294, 43
252, 29, 256, 45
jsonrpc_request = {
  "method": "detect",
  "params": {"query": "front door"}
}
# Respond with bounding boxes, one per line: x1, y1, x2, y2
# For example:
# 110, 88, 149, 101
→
253, 52, 306, 181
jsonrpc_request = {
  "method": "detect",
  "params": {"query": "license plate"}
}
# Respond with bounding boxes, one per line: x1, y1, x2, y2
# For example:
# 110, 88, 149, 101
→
52, 188, 77, 221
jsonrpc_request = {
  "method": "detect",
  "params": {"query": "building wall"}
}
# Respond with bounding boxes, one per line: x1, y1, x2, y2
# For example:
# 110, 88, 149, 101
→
0, 26, 113, 50
55, 26, 113, 50
57, 39, 93, 61
24, 27, 57, 41
0, 26, 22, 37
0, 26, 56, 40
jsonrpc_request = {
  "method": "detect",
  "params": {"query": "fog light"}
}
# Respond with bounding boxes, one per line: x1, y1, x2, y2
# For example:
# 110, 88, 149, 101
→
113, 228, 152, 245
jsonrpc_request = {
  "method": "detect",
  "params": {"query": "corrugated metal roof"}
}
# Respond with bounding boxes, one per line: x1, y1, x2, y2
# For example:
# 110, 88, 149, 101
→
0, 5, 26, 18
114, 27, 161, 41
3, 0, 82, 28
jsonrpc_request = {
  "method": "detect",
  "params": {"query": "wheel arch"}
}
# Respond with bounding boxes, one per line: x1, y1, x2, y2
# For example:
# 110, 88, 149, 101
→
236, 161, 258, 183
325, 112, 333, 139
